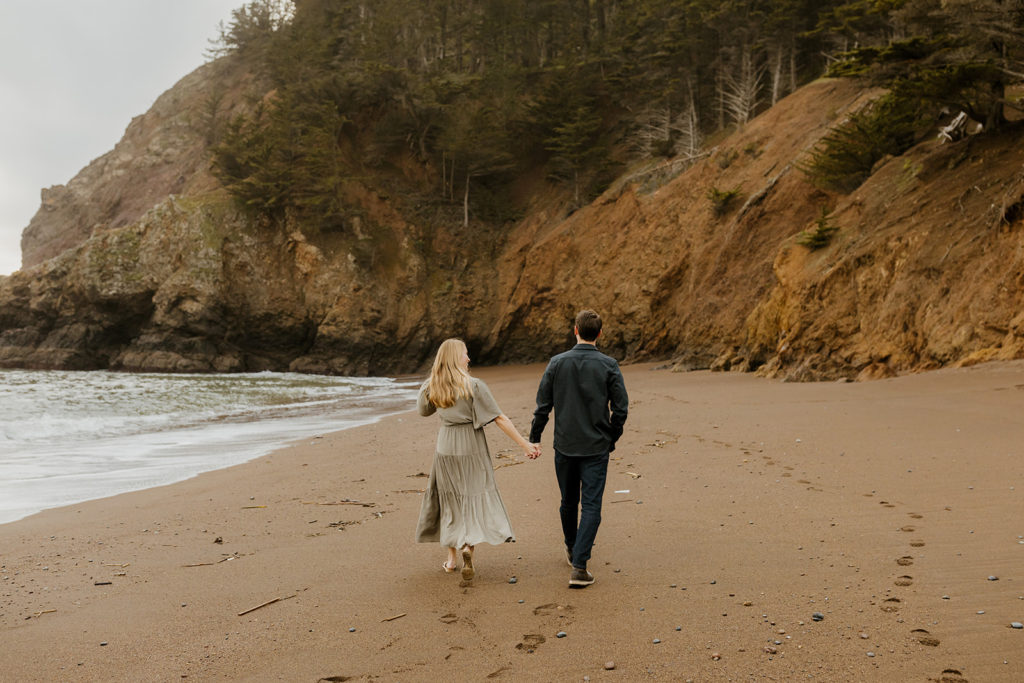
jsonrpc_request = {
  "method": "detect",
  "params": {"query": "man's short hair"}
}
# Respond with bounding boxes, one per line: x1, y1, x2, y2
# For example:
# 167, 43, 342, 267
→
575, 309, 602, 341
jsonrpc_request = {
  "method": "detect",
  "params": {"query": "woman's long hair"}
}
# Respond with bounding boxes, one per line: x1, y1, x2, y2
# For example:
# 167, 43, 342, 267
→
426, 338, 472, 408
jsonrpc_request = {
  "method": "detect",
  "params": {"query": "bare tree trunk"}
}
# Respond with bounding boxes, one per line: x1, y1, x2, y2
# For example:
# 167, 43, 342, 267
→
463, 172, 470, 227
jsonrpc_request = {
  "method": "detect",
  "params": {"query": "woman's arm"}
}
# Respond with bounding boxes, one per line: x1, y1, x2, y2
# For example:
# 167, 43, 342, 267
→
493, 414, 540, 458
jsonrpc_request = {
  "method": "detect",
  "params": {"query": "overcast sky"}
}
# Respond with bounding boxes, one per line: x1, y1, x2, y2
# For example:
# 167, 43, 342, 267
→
0, 1, 244, 276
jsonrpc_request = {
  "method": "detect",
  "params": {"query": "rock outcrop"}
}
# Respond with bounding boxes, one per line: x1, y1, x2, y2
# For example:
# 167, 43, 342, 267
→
3, 67, 1024, 379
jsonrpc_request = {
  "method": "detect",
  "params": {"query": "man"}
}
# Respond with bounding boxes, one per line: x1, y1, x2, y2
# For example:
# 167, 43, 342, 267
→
529, 309, 629, 588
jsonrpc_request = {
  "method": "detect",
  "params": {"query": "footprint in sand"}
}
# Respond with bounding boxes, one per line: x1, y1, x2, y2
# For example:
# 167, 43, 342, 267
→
900, 526, 916, 533
895, 575, 914, 586
937, 668, 967, 682
910, 540, 926, 548
911, 628, 941, 647
515, 634, 546, 652
908, 513, 924, 519
881, 598, 902, 612
532, 603, 573, 617
798, 479, 812, 485
897, 556, 914, 566
781, 472, 792, 477
880, 500, 896, 508
439, 613, 459, 624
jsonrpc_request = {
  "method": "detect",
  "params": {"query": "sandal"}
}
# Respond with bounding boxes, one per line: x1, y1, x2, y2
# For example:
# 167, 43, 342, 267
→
442, 560, 458, 573
461, 545, 474, 581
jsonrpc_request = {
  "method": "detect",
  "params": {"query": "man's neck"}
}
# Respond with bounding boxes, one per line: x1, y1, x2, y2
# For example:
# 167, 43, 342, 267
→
575, 337, 597, 347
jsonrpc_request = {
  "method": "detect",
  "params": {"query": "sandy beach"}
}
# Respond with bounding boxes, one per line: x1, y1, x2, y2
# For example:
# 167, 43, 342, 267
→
2, 361, 1022, 682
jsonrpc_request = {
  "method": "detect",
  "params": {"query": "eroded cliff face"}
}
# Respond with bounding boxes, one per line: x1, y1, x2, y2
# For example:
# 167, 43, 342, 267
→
18, 60, 254, 269
3, 70, 1023, 379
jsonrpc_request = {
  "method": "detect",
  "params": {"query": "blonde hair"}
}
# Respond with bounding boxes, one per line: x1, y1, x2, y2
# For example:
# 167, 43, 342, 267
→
426, 338, 472, 408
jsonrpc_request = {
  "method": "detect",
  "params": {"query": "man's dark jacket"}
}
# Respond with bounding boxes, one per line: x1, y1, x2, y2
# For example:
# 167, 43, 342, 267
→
530, 343, 629, 457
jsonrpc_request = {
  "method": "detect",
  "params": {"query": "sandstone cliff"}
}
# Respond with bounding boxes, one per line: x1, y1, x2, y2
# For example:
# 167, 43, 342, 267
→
3, 65, 1023, 379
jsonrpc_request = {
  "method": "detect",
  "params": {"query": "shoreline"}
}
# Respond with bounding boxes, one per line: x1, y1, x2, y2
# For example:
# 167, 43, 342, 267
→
2, 361, 1022, 681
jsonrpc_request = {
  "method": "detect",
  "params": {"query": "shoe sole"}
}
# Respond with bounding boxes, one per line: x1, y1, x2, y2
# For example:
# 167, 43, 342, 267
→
568, 579, 594, 588
461, 548, 474, 581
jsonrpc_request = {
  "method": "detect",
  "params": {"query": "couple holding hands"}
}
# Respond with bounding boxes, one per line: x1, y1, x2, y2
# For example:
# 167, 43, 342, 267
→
415, 310, 629, 588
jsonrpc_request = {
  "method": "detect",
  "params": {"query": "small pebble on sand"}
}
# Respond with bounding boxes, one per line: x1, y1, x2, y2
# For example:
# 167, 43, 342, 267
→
860, 633, 869, 639
989, 576, 999, 581
604, 661, 615, 670
867, 652, 875, 657
349, 628, 356, 632
1011, 622, 1023, 629
653, 638, 661, 644
556, 631, 567, 638
812, 612, 824, 621
710, 652, 721, 661
508, 577, 517, 584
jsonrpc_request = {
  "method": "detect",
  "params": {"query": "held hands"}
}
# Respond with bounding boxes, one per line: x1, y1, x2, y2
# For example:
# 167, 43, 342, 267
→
525, 442, 541, 460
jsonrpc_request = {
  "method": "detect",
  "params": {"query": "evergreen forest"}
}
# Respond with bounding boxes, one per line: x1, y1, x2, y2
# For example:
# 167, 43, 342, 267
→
208, 0, 1024, 232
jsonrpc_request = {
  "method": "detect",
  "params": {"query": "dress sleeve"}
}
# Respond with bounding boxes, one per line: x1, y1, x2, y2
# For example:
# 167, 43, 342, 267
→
417, 382, 436, 416
471, 379, 502, 429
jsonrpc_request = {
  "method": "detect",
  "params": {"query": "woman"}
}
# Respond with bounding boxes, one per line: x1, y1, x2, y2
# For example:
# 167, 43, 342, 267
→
415, 338, 538, 580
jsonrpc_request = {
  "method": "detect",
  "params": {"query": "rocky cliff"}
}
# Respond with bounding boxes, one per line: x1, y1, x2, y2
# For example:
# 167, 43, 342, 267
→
3, 63, 1023, 379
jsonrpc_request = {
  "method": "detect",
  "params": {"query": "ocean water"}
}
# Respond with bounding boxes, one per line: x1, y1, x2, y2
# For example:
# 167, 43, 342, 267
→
0, 369, 420, 525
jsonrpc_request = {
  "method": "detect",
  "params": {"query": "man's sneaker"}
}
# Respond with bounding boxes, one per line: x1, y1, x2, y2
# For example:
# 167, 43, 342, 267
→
569, 567, 594, 588
564, 546, 573, 567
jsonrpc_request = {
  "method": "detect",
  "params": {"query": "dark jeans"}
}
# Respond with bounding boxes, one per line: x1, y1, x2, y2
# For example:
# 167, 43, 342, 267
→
554, 450, 609, 570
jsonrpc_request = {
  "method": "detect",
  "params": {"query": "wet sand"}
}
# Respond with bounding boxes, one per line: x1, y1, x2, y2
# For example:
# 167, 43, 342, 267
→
2, 361, 1023, 681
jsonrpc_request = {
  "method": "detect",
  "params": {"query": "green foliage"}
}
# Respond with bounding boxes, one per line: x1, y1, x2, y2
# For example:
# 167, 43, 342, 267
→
707, 186, 742, 217
205, 0, 1022, 233
799, 93, 923, 193
797, 206, 840, 249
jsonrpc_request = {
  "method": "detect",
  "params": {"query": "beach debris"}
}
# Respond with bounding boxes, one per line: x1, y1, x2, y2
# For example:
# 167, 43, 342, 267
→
237, 594, 296, 616
977, 610, 986, 614
867, 652, 875, 657
318, 677, 351, 682
183, 556, 237, 567
408, 472, 429, 478
100, 642, 108, 647
508, 577, 517, 584
556, 631, 567, 638
349, 627, 356, 632
614, 490, 630, 494
812, 612, 825, 621
988, 575, 999, 581
604, 661, 616, 670
94, 581, 113, 586
676, 626, 682, 631
710, 652, 721, 660
381, 613, 406, 622
241, 505, 266, 509
652, 638, 661, 644
214, 537, 223, 544
1012, 622, 1023, 629
609, 499, 635, 504
860, 633, 869, 639
393, 489, 424, 494
31, 609, 56, 618
303, 499, 376, 507
518, 600, 525, 604
103, 562, 130, 568
764, 645, 778, 654
625, 472, 642, 479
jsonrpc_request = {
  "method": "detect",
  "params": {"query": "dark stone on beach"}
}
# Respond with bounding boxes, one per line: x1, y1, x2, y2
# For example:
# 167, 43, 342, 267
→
812, 612, 824, 621
653, 638, 661, 644
518, 599, 524, 604
348, 627, 356, 632
988, 575, 999, 581
556, 631, 567, 638
508, 577, 517, 584
675, 626, 682, 631
100, 642, 108, 646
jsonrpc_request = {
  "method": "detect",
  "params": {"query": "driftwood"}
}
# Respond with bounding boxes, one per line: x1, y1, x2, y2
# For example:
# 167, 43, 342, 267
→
302, 500, 376, 507
381, 612, 407, 622
184, 556, 237, 568
238, 594, 296, 616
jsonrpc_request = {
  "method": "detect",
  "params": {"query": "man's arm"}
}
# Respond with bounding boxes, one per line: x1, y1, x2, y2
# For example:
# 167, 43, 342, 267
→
607, 364, 628, 449
529, 360, 556, 444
